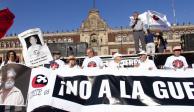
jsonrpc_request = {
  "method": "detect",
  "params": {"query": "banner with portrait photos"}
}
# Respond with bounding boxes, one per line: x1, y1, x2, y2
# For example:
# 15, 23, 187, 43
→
27, 67, 194, 112
18, 28, 53, 67
0, 64, 31, 107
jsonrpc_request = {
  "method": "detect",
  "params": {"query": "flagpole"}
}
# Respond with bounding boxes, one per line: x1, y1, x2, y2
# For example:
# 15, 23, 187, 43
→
93, 0, 96, 9
171, 0, 177, 25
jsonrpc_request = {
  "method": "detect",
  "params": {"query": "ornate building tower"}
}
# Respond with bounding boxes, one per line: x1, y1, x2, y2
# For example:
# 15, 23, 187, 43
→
80, 9, 109, 55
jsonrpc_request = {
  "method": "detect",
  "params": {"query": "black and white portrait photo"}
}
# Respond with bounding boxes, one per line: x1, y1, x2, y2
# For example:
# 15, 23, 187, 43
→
25, 35, 42, 58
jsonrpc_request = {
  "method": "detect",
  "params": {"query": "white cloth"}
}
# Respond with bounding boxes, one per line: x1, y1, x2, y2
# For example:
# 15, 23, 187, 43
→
146, 43, 155, 54
0, 87, 24, 105
108, 61, 123, 69
138, 58, 157, 70
164, 55, 188, 69
82, 56, 103, 68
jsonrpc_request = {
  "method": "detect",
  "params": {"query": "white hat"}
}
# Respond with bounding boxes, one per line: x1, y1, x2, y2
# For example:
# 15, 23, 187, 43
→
113, 53, 122, 59
7, 68, 16, 77
138, 50, 147, 55
173, 46, 181, 51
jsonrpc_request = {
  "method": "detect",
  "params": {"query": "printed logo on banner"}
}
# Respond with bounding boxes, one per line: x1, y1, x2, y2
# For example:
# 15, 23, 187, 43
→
32, 74, 48, 88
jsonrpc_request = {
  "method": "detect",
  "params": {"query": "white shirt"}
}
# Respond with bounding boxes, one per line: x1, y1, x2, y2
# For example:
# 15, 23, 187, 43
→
108, 61, 124, 69
164, 55, 188, 69
28, 44, 42, 58
130, 18, 146, 32
55, 59, 65, 67
138, 58, 157, 70
65, 64, 80, 69
82, 56, 103, 68
49, 59, 65, 69
0, 87, 24, 105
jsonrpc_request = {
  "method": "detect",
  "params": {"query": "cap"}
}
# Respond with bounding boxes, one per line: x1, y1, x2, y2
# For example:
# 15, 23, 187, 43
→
173, 46, 181, 51
67, 55, 76, 61
113, 53, 122, 59
138, 50, 147, 55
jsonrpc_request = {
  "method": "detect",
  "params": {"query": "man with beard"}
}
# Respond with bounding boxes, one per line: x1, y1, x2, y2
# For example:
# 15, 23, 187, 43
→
0, 68, 24, 105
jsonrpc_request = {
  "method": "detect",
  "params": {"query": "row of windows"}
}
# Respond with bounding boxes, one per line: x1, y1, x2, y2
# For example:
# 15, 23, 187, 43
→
46, 38, 74, 43
0, 41, 22, 48
0, 38, 74, 49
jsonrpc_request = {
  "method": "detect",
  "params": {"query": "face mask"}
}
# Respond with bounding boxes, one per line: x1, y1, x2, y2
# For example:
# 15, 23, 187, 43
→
4, 80, 15, 89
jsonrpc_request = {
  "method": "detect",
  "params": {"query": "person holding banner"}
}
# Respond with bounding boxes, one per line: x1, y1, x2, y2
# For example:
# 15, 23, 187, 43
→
65, 55, 80, 69
50, 51, 65, 70
108, 53, 123, 69
164, 46, 188, 70
0, 68, 24, 105
134, 51, 157, 70
130, 11, 147, 54
0, 50, 18, 69
82, 48, 103, 68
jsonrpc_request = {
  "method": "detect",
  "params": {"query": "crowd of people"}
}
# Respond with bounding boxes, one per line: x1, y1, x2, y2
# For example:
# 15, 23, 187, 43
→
0, 45, 190, 71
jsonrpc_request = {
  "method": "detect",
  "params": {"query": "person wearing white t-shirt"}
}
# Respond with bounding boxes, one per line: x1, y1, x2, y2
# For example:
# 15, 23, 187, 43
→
82, 48, 103, 68
50, 51, 65, 70
108, 53, 123, 69
65, 55, 80, 69
135, 51, 157, 70
164, 46, 188, 70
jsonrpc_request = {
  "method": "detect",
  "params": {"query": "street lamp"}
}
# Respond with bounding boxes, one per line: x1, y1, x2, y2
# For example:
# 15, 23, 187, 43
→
120, 26, 123, 53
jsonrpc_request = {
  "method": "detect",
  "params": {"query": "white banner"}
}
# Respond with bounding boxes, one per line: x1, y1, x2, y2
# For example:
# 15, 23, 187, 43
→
27, 67, 194, 112
18, 28, 53, 67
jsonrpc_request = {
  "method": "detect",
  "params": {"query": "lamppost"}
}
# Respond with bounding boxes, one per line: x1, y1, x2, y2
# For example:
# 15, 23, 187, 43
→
120, 26, 123, 53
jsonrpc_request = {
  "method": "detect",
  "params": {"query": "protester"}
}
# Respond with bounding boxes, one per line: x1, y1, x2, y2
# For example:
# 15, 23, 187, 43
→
134, 51, 157, 70
82, 48, 103, 68
164, 46, 188, 70
0, 68, 24, 105
0, 50, 18, 69
145, 29, 155, 54
65, 55, 80, 69
108, 53, 123, 69
50, 51, 65, 70
155, 32, 166, 53
130, 11, 147, 53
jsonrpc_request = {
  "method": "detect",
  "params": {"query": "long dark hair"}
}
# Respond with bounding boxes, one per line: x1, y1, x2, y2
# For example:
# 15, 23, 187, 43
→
157, 32, 166, 48
5, 50, 17, 62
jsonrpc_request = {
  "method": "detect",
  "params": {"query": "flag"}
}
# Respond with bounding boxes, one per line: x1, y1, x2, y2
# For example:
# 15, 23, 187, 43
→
0, 8, 15, 39
139, 10, 171, 30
